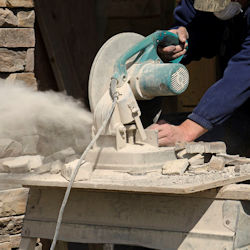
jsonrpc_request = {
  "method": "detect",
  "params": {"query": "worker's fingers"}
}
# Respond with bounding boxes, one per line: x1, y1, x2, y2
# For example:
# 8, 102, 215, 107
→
171, 49, 187, 59
158, 45, 176, 54
177, 27, 189, 43
157, 119, 167, 125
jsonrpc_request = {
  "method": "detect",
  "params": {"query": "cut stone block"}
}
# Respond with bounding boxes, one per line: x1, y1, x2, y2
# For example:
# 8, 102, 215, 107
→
17, 10, 35, 27
0, 188, 28, 217
162, 159, 189, 175
0, 28, 35, 47
0, 48, 26, 72
50, 160, 63, 174
0, 235, 9, 243
61, 160, 93, 181
176, 149, 195, 159
188, 154, 204, 166
0, 138, 22, 158
0, 0, 34, 8
174, 141, 187, 151
0, 8, 17, 27
7, 72, 37, 89
208, 156, 225, 171
25, 48, 34, 72
33, 162, 51, 174
10, 234, 21, 248
0, 242, 11, 250
204, 141, 226, 154
2, 157, 30, 173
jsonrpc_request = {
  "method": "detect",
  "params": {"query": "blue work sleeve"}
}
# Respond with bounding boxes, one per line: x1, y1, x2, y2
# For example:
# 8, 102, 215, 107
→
188, 35, 250, 129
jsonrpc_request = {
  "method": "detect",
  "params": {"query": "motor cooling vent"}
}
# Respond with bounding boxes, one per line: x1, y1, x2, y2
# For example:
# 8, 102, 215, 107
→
170, 67, 189, 94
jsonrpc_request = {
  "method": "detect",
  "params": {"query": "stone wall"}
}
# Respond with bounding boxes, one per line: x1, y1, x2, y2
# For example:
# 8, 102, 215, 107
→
0, 1, 34, 249
0, 0, 36, 88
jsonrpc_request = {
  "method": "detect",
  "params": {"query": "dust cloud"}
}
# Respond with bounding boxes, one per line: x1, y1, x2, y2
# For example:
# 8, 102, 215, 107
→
0, 80, 93, 155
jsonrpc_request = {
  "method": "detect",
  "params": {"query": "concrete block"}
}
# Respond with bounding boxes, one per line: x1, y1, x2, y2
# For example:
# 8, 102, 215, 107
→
0, 8, 17, 27
61, 160, 93, 181
2, 157, 30, 173
0, 138, 22, 158
188, 154, 204, 166
0, 28, 35, 47
0, 0, 34, 8
25, 48, 34, 72
50, 160, 63, 174
0, 188, 28, 217
186, 142, 205, 154
208, 156, 225, 171
204, 141, 226, 154
0, 48, 26, 72
7, 72, 37, 89
33, 162, 51, 174
162, 159, 189, 175
10, 234, 21, 248
17, 10, 35, 27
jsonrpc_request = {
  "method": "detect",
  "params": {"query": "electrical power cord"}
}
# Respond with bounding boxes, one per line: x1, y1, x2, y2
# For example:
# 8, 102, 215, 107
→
50, 79, 118, 250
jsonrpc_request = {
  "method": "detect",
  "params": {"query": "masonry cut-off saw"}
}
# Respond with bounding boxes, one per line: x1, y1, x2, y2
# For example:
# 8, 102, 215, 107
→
86, 31, 189, 172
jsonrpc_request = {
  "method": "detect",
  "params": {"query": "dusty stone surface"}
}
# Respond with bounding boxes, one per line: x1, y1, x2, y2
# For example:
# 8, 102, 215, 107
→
0, 28, 35, 47
0, 0, 34, 7
17, 10, 35, 27
7, 72, 37, 89
61, 160, 93, 181
45, 147, 76, 163
0, 188, 28, 217
162, 159, 189, 175
176, 149, 194, 159
25, 48, 34, 72
208, 156, 225, 171
0, 48, 26, 72
186, 142, 205, 154
0, 235, 9, 243
0, 8, 17, 27
50, 160, 63, 174
0, 215, 24, 235
2, 157, 30, 173
0, 138, 22, 158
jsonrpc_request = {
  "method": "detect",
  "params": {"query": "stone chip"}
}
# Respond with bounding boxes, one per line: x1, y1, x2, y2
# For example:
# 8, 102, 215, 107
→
162, 159, 189, 175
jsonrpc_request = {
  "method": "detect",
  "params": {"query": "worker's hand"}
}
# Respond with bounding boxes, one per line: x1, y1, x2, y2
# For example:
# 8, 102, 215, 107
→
148, 119, 207, 146
158, 26, 189, 62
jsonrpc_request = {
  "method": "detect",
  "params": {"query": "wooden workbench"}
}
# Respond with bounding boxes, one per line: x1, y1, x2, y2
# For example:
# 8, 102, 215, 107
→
0, 171, 250, 250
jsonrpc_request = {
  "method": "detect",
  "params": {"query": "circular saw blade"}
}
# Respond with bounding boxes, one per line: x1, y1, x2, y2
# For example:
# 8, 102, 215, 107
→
88, 32, 144, 112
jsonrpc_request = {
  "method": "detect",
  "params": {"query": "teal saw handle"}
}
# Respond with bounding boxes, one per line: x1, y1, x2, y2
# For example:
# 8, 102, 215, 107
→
112, 30, 186, 83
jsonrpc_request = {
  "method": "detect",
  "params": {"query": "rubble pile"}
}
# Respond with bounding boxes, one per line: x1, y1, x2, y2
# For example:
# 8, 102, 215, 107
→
162, 141, 250, 176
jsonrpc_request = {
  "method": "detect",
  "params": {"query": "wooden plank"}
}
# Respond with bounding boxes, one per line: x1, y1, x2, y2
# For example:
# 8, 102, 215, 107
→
35, 0, 99, 103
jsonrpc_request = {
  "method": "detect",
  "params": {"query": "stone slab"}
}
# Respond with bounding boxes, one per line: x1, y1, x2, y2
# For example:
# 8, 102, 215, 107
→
162, 159, 189, 175
0, 48, 26, 72
0, 0, 34, 8
17, 10, 35, 27
2, 157, 30, 173
0, 28, 35, 47
188, 154, 204, 166
0, 187, 28, 217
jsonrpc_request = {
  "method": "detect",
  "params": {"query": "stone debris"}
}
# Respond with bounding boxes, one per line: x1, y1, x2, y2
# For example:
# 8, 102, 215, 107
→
45, 147, 76, 163
162, 159, 189, 175
33, 162, 51, 174
186, 141, 226, 154
188, 154, 204, 166
2, 157, 30, 173
208, 156, 225, 171
61, 159, 93, 181
50, 160, 63, 174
